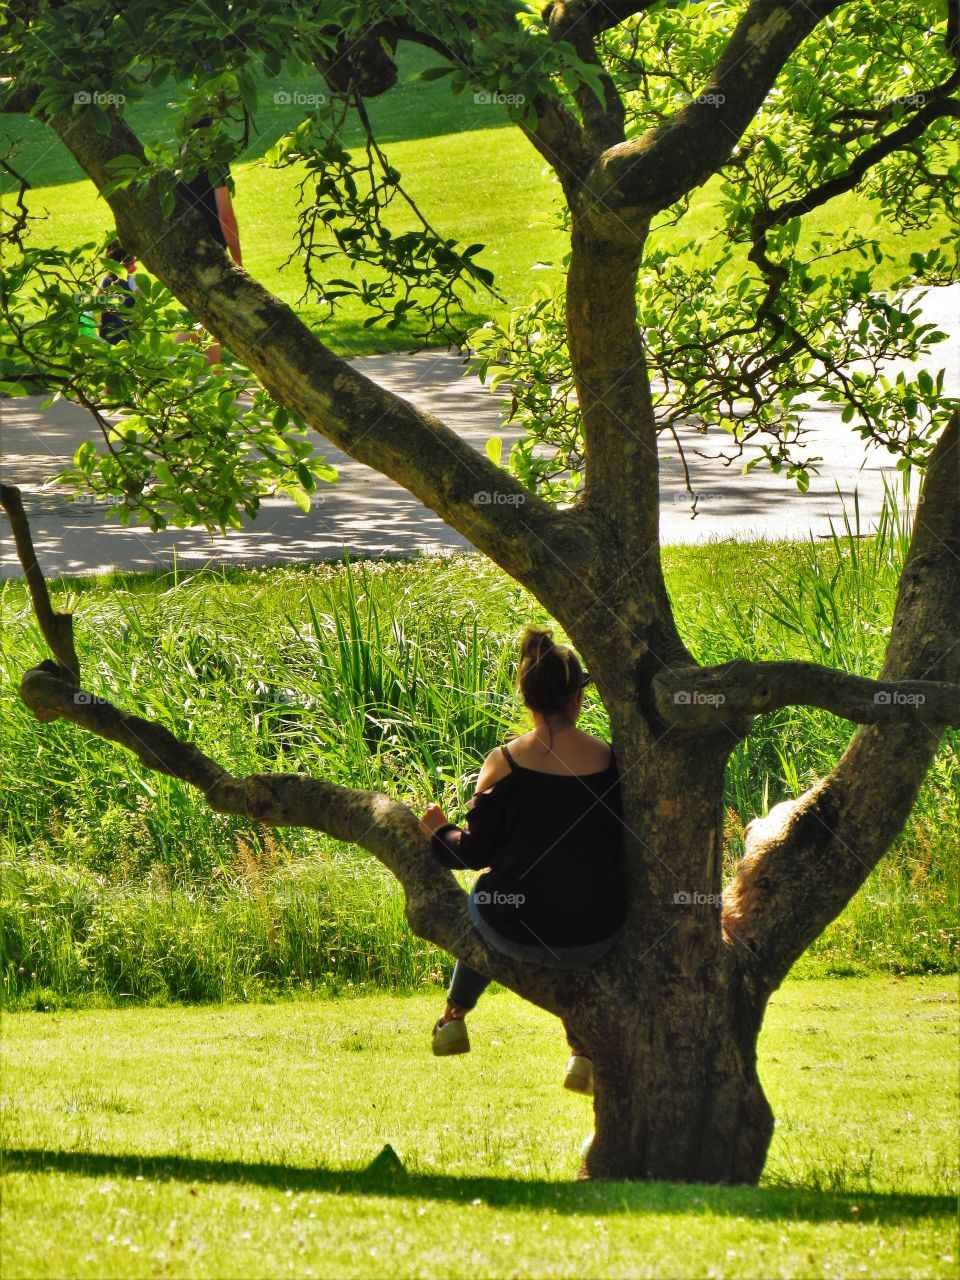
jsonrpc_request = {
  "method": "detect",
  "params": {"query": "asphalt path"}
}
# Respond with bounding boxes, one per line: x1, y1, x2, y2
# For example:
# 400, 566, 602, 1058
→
1, 286, 957, 580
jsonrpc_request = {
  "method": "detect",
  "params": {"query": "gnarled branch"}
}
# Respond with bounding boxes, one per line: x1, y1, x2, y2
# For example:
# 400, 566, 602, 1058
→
2, 497, 595, 1021
654, 659, 960, 729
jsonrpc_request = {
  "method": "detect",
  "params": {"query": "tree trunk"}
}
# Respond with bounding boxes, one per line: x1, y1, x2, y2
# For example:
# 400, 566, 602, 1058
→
584, 987, 772, 1183
556, 698, 774, 1183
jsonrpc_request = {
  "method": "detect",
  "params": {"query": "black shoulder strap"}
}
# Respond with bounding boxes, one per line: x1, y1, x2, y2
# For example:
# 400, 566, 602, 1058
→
501, 743, 516, 770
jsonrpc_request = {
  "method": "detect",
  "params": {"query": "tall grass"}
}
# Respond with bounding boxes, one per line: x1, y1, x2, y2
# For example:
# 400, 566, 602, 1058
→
1, 501, 956, 1006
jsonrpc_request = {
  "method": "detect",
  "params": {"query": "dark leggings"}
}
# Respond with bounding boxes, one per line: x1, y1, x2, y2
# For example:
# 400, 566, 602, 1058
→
447, 960, 586, 1053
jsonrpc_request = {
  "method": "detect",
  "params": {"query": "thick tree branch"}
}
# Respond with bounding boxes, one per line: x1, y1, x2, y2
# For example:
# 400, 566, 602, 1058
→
654, 659, 960, 729
19, 663, 592, 1017
724, 410, 960, 991
580, 0, 844, 241
544, 1, 657, 37
521, 94, 599, 194
544, 0, 627, 150
39, 107, 596, 622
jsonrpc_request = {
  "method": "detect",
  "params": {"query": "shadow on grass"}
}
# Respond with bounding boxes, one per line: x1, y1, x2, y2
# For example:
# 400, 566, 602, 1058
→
4, 1148, 953, 1223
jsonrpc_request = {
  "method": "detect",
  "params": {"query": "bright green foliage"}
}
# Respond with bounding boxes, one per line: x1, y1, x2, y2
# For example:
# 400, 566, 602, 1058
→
1, 245, 336, 530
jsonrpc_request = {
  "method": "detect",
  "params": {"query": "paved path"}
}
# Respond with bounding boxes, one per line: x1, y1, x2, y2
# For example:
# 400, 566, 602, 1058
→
1, 287, 957, 579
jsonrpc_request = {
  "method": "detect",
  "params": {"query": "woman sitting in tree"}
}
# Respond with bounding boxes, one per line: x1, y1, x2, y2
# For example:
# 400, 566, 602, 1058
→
421, 628, 625, 1096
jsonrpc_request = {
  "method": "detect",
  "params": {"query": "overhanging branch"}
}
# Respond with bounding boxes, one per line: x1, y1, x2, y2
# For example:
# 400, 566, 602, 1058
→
38, 106, 596, 620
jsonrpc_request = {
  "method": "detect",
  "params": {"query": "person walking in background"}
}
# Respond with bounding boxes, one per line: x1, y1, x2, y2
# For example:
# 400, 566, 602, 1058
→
173, 115, 242, 366
420, 628, 625, 1097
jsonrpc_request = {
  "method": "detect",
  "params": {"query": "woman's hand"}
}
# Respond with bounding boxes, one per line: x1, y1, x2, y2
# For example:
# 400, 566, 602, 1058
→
420, 803, 450, 835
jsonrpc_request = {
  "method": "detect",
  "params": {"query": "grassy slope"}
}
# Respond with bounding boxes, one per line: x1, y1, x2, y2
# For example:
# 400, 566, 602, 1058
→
1, 978, 956, 1279
1, 47, 951, 355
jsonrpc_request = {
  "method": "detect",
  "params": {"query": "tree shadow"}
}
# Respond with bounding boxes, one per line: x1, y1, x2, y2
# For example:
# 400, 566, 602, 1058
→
4, 1148, 953, 1223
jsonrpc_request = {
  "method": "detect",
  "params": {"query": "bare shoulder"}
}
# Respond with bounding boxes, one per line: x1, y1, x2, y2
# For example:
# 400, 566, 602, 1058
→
475, 746, 512, 793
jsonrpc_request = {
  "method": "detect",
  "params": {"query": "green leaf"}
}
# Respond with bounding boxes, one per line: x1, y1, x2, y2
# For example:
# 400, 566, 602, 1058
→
89, 104, 112, 136
485, 436, 503, 466
74, 441, 97, 470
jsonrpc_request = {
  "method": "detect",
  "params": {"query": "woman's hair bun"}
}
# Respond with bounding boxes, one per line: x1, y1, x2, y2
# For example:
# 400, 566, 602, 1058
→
520, 627, 554, 662
517, 626, 586, 716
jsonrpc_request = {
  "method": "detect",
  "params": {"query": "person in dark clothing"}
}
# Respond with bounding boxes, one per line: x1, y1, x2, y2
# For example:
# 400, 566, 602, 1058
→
420, 628, 625, 1096
96, 240, 138, 345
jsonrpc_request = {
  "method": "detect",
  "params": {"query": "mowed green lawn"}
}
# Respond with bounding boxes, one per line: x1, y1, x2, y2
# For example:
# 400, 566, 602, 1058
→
2, 977, 956, 1279
1, 45, 952, 355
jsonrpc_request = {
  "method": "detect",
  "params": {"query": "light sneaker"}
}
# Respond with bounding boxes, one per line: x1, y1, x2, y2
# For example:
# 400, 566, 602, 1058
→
563, 1054, 594, 1095
432, 1017, 470, 1056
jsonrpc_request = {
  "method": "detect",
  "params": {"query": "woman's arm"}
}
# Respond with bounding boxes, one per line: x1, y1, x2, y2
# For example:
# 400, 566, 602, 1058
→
420, 746, 511, 869
427, 786, 506, 871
